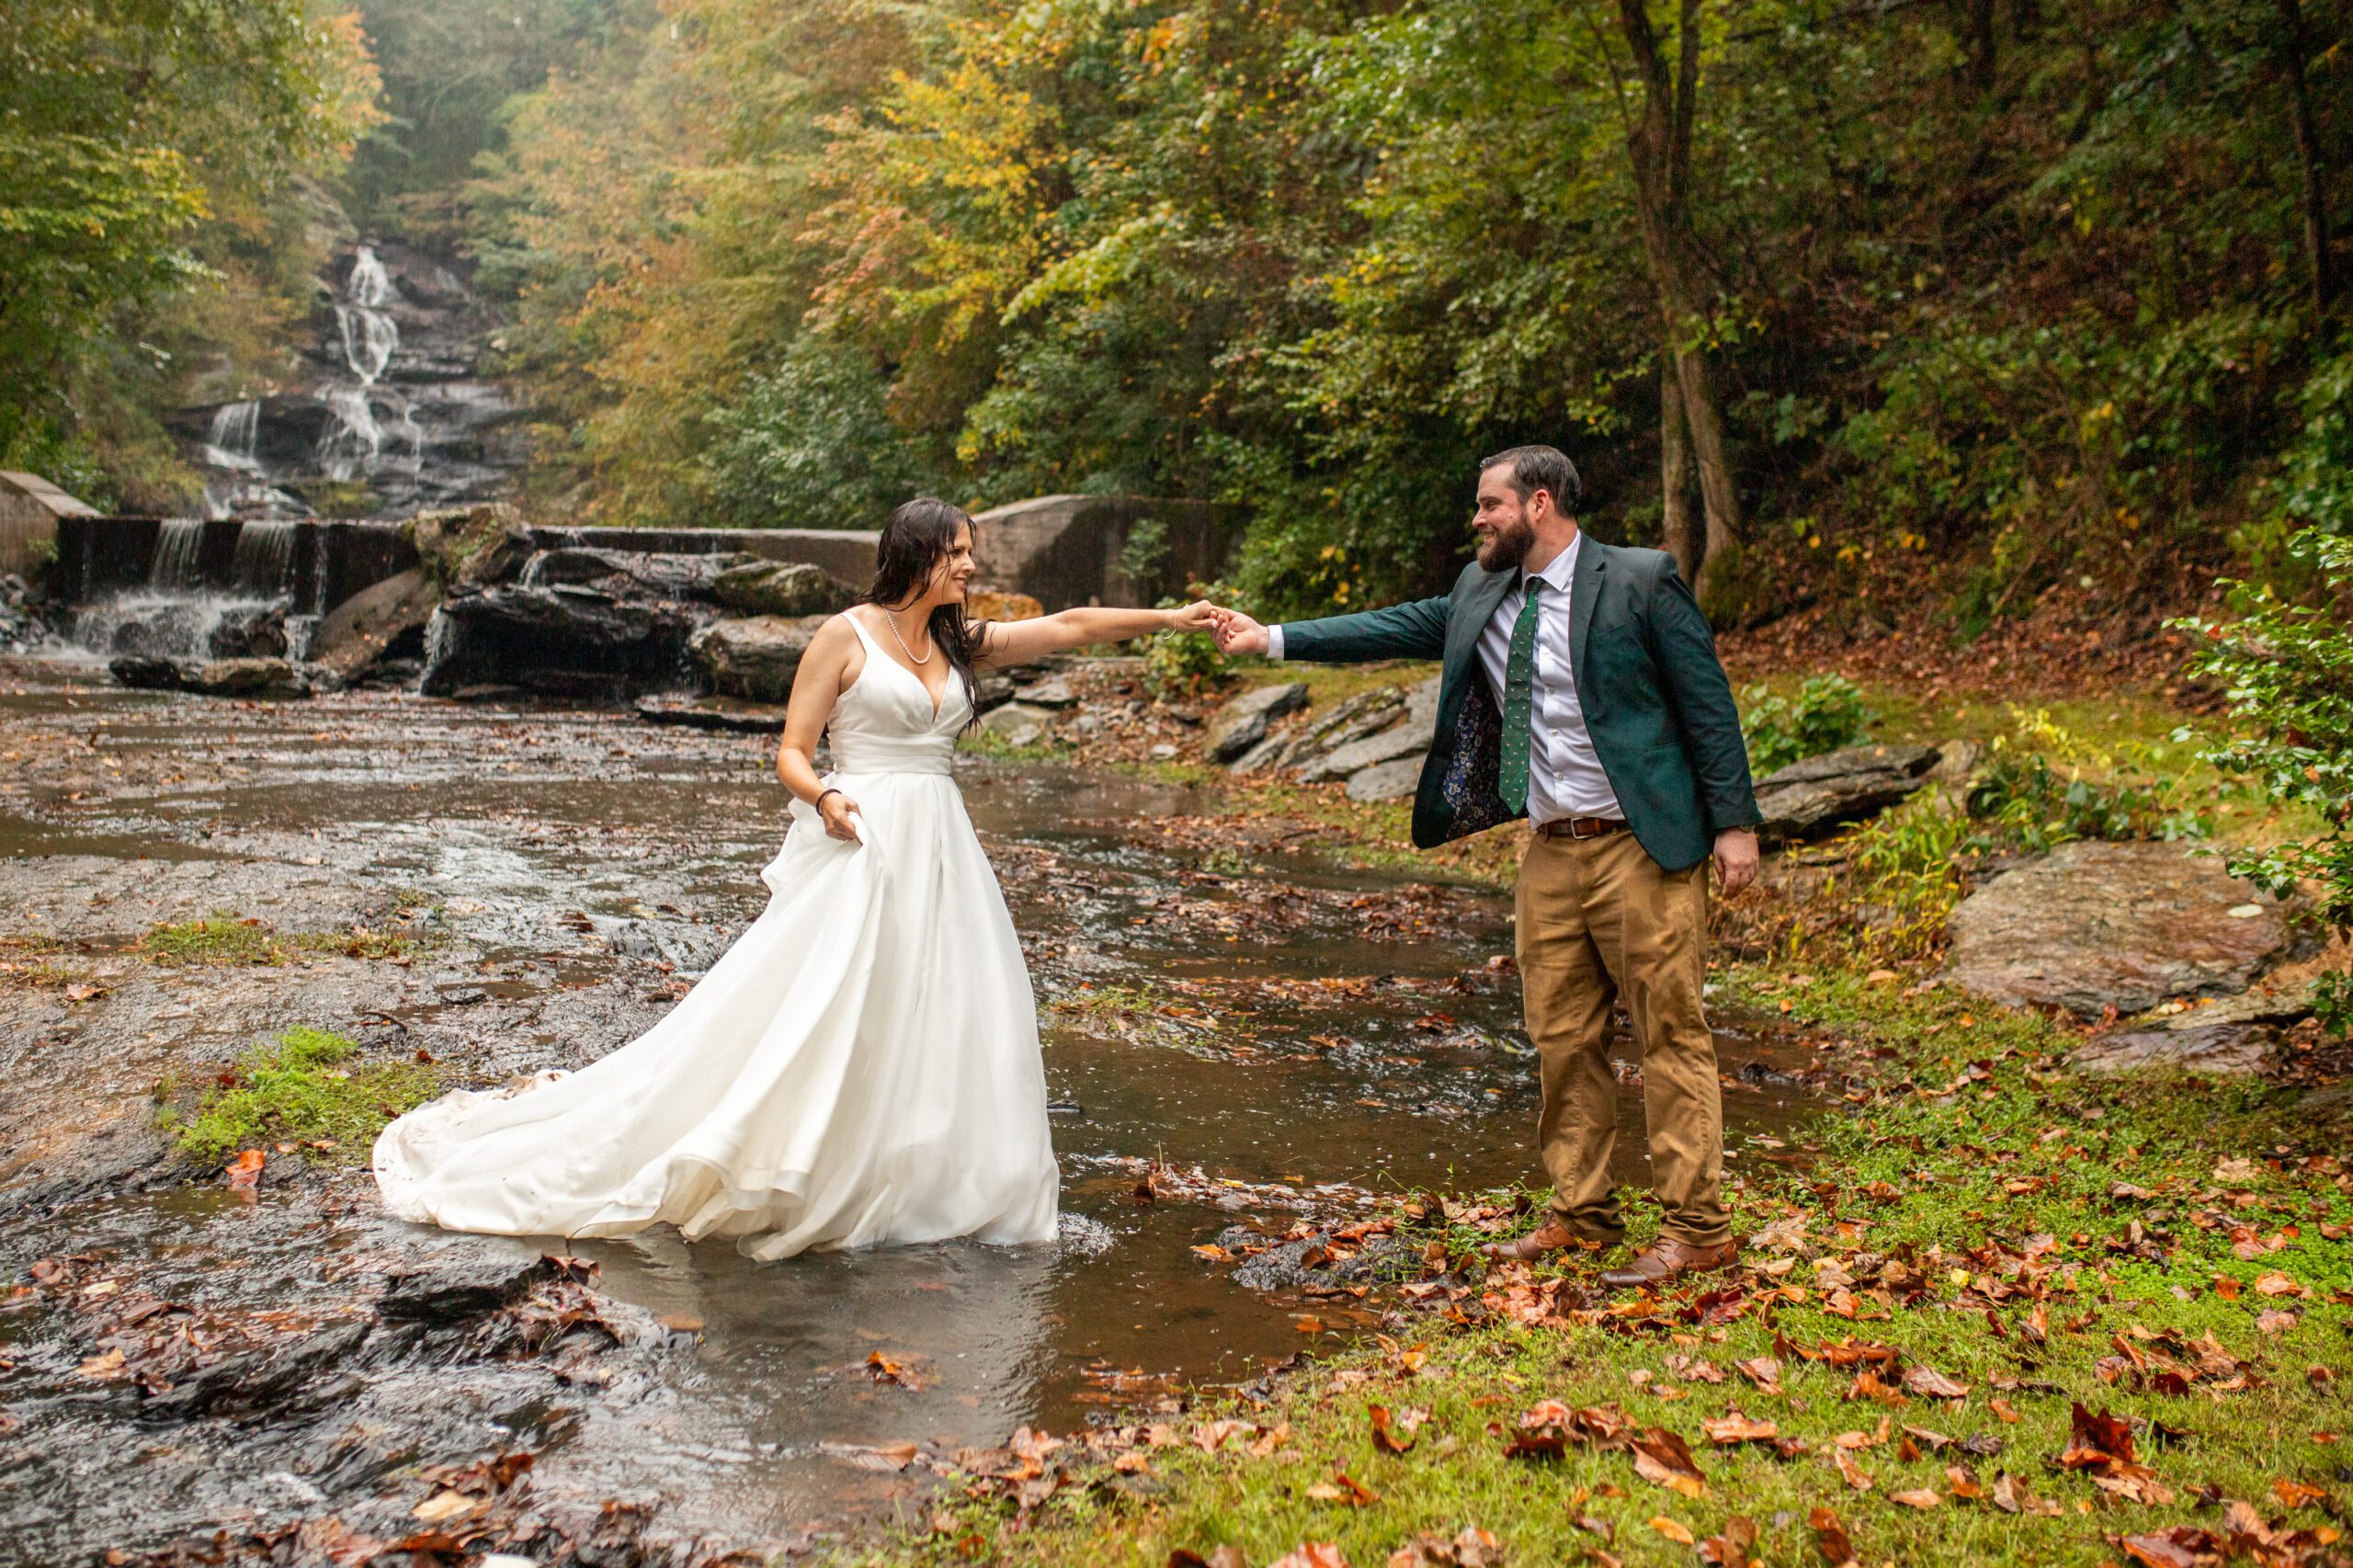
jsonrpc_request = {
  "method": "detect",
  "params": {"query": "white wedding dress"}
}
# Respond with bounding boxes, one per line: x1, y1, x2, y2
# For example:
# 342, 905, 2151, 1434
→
373, 614, 1060, 1258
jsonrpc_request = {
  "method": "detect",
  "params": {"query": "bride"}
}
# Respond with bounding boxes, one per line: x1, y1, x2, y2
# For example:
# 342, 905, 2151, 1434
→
374, 497, 1218, 1257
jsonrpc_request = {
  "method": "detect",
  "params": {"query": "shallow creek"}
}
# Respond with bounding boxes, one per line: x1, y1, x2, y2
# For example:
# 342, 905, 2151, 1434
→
0, 661, 1820, 1559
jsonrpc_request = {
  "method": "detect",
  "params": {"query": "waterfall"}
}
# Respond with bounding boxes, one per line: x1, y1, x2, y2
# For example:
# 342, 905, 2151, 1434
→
229, 519, 297, 595
203, 401, 262, 472
150, 519, 210, 590
318, 245, 406, 476
318, 385, 384, 481
347, 245, 396, 309
335, 305, 398, 386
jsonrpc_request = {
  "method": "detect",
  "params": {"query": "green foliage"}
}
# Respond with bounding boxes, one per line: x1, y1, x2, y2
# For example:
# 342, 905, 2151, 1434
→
2179, 528, 2353, 1037
141, 914, 288, 967
702, 337, 945, 528
1963, 752, 2213, 850
0, 2, 380, 501
1741, 675, 1874, 775
438, 0, 2353, 623
162, 1026, 438, 1165
1141, 624, 1230, 703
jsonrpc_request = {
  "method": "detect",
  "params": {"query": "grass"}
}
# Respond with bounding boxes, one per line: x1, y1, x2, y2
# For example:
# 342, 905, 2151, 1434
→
140, 913, 442, 966
160, 1025, 440, 1165
846, 964, 2350, 1567
295, 923, 440, 961
141, 914, 289, 967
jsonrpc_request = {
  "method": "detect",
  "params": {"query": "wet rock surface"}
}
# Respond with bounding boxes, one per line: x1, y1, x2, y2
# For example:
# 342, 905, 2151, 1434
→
711, 559, 858, 619
108, 654, 313, 699
1753, 742, 1940, 840
688, 612, 832, 702
420, 583, 707, 699
0, 657, 1819, 1559
1944, 839, 2306, 1016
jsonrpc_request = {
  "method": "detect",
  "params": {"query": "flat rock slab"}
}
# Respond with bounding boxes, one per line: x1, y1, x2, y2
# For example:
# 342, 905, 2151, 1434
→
634, 694, 791, 734
2068, 1024, 2271, 1076
378, 1252, 555, 1323
1753, 742, 1939, 840
1203, 680, 1308, 762
1944, 839, 2302, 1017
1346, 755, 1424, 802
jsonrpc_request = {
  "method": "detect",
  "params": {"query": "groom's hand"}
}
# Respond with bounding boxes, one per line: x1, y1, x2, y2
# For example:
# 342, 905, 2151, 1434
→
1211, 608, 1269, 656
1712, 828, 1759, 897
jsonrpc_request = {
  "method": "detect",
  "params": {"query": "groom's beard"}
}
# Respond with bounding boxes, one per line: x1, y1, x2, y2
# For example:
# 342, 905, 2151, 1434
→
1477, 515, 1537, 573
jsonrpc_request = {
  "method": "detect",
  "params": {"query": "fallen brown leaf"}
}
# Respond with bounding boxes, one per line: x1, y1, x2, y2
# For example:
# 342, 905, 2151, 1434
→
1809, 1506, 1857, 1567
1305, 1471, 1380, 1508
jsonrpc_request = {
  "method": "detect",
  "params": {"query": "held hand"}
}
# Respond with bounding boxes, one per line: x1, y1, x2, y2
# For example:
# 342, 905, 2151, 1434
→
819, 790, 864, 843
1165, 600, 1220, 633
1211, 608, 1269, 656
1712, 827, 1759, 897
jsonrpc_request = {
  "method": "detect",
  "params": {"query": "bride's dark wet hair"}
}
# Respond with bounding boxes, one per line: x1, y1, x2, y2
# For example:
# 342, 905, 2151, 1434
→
864, 496, 985, 722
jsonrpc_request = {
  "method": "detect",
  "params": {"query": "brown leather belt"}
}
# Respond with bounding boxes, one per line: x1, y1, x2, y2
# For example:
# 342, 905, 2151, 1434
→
1536, 816, 1628, 840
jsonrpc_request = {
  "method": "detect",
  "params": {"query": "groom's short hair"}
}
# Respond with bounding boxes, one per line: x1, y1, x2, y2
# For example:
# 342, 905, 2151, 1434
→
1481, 445, 1582, 515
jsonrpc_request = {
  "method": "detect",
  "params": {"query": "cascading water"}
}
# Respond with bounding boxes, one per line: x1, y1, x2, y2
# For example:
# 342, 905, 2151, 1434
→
202, 402, 262, 474
68, 518, 301, 663
183, 235, 524, 519
317, 246, 413, 482
228, 519, 297, 594
149, 518, 210, 590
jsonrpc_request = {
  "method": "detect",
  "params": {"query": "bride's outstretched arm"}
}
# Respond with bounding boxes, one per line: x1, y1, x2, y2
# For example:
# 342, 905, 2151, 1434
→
776, 616, 866, 842
975, 601, 1218, 669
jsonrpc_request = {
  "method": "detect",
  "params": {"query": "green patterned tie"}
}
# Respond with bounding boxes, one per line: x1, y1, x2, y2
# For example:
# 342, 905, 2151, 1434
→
1499, 579, 1541, 809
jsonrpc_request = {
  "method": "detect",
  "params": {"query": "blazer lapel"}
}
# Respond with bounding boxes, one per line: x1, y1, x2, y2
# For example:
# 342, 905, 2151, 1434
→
1568, 532, 1606, 679
1449, 566, 1513, 669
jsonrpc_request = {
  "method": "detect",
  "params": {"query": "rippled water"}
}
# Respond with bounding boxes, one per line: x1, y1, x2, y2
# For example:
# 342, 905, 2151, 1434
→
0, 663, 1821, 1556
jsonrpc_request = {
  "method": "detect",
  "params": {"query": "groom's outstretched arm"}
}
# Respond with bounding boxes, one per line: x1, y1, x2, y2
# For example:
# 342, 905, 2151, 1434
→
1218, 594, 1450, 664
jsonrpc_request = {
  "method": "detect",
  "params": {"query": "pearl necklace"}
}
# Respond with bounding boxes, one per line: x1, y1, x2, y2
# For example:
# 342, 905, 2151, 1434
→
885, 607, 935, 665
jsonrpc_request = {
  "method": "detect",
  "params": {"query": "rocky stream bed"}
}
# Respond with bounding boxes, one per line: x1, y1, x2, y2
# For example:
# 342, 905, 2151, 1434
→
0, 659, 1833, 1564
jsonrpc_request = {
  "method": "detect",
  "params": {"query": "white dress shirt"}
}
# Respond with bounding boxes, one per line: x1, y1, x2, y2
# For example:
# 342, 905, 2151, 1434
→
1268, 530, 1623, 824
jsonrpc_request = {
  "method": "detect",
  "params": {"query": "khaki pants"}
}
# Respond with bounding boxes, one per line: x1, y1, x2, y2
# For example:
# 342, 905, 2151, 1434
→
1515, 829, 1728, 1248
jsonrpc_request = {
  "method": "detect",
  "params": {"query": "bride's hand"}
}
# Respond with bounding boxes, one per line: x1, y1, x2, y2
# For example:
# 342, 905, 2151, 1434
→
1165, 600, 1220, 632
818, 790, 863, 842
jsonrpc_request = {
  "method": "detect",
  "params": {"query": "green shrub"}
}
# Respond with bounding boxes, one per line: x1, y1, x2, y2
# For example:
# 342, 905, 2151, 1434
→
2178, 527, 2353, 1038
1963, 750, 2211, 849
1741, 674, 1873, 775
162, 1026, 438, 1165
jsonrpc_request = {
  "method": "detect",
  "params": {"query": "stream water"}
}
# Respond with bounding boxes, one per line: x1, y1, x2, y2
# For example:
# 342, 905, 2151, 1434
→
0, 661, 1820, 1560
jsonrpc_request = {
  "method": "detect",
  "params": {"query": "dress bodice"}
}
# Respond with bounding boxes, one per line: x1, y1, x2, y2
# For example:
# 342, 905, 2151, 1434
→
830, 613, 969, 776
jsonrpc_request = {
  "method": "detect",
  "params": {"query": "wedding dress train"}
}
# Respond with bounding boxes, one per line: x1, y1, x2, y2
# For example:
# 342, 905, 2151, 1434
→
372, 615, 1060, 1257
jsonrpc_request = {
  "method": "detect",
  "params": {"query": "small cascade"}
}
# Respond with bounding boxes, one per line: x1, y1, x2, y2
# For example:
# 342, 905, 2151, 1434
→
229, 519, 298, 595
150, 518, 210, 590
318, 385, 386, 481
64, 517, 304, 664
202, 402, 263, 473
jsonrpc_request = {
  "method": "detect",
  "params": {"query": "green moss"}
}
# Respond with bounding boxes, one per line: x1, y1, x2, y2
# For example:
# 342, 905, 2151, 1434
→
161, 1026, 438, 1164
141, 914, 288, 967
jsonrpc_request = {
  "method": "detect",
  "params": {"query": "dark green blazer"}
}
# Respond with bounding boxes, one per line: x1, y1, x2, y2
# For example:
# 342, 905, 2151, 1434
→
1281, 539, 1761, 870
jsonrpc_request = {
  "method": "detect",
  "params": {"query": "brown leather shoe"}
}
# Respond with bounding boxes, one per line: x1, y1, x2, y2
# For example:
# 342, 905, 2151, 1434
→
1482, 1218, 1617, 1263
1597, 1236, 1740, 1290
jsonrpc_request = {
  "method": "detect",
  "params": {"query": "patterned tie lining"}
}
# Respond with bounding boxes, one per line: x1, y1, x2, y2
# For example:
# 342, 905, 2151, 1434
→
1499, 581, 1540, 807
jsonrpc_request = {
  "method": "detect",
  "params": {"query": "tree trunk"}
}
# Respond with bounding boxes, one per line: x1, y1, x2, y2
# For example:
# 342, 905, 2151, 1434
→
1660, 361, 1700, 581
2273, 0, 2336, 313
1966, 0, 1996, 91
1616, 0, 1744, 598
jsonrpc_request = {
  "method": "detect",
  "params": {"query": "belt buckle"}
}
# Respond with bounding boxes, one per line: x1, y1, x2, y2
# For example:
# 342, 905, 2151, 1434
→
1569, 817, 1600, 840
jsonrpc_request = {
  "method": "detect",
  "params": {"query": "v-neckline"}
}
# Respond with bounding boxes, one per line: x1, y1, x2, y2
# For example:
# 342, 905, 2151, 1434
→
855, 607, 952, 719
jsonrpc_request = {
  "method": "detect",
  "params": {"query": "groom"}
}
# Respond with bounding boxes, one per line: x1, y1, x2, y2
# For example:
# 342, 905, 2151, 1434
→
1212, 446, 1761, 1288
